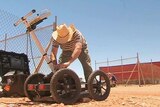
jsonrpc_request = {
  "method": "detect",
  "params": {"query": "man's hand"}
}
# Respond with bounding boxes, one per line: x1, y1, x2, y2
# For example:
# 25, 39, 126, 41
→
53, 62, 71, 70
58, 42, 82, 69
53, 64, 60, 71
59, 61, 71, 68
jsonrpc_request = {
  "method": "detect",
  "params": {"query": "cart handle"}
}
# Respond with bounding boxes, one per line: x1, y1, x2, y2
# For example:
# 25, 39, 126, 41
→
14, 9, 36, 26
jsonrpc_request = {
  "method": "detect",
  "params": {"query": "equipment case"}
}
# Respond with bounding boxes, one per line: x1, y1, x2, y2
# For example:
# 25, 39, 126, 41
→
0, 50, 30, 97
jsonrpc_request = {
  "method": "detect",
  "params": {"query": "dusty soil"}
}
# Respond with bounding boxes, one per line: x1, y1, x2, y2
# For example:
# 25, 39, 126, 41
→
0, 84, 160, 107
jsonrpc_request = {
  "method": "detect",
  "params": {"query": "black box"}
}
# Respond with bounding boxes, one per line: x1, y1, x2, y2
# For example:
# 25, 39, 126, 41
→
0, 50, 30, 97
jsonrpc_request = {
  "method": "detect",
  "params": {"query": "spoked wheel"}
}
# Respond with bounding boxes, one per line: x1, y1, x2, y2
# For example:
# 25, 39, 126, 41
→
50, 68, 81, 105
24, 73, 45, 101
87, 70, 110, 101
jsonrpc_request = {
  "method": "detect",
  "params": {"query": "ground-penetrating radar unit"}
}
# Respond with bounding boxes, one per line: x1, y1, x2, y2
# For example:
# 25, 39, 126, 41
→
14, 9, 111, 104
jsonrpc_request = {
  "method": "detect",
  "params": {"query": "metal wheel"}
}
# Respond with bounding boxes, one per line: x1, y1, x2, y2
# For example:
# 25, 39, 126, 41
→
24, 73, 45, 101
50, 68, 81, 104
87, 70, 110, 101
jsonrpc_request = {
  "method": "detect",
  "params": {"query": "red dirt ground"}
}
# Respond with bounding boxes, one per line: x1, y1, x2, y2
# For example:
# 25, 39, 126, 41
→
0, 84, 160, 107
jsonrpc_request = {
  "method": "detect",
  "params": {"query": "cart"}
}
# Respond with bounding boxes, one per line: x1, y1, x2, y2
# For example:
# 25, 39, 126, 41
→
14, 9, 111, 104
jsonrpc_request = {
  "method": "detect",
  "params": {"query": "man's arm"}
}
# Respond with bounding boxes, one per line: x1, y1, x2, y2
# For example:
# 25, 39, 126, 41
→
70, 42, 82, 63
60, 42, 82, 68
51, 47, 58, 64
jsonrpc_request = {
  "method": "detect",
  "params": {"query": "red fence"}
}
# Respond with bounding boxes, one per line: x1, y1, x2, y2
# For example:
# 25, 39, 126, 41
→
100, 61, 160, 84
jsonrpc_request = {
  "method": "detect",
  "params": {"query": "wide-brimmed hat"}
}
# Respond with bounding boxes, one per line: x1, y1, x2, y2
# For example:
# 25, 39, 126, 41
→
52, 24, 75, 44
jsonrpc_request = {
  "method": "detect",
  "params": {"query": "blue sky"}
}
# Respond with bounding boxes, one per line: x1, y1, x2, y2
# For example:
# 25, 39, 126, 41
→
0, 0, 160, 79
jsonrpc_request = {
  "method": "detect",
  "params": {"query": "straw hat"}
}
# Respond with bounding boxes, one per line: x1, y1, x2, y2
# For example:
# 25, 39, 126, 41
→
52, 24, 75, 44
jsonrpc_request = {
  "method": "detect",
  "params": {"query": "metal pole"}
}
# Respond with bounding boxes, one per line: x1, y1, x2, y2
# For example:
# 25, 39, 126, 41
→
107, 58, 109, 72
139, 62, 145, 85
150, 59, 154, 84
137, 53, 141, 86
4, 34, 7, 51
95, 60, 97, 70
53, 16, 57, 31
137, 53, 145, 85
26, 34, 29, 55
121, 56, 124, 84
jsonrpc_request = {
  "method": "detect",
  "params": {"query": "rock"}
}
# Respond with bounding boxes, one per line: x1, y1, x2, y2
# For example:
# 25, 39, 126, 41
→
122, 102, 125, 105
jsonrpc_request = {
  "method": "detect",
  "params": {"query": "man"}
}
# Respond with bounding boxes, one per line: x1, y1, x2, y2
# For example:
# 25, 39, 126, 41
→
110, 74, 117, 87
45, 23, 93, 82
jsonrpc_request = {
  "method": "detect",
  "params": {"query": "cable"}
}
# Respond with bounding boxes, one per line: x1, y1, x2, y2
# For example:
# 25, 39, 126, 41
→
28, 33, 36, 69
